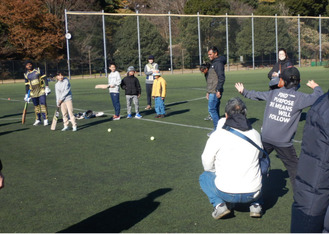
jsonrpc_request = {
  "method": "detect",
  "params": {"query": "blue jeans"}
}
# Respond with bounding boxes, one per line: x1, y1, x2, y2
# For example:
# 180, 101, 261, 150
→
110, 93, 120, 116
208, 93, 221, 130
154, 97, 165, 115
199, 171, 261, 207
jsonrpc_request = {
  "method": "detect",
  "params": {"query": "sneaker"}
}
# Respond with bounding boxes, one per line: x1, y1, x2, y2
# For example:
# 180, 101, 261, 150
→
44, 119, 49, 126
134, 113, 142, 119
204, 115, 212, 121
249, 204, 262, 218
127, 114, 132, 119
33, 120, 41, 126
113, 115, 120, 120
72, 126, 77, 132
212, 203, 231, 220
61, 126, 69, 131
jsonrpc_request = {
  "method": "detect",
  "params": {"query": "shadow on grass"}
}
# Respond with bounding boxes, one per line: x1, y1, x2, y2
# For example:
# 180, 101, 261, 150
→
0, 121, 21, 127
58, 188, 172, 233
299, 112, 307, 122
0, 128, 29, 136
165, 109, 190, 117
76, 117, 110, 130
0, 112, 29, 119
226, 169, 289, 217
262, 169, 289, 211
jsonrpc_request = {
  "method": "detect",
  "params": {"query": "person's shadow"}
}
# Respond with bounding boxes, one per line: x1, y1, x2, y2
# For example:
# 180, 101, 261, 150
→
223, 169, 289, 218
58, 188, 172, 233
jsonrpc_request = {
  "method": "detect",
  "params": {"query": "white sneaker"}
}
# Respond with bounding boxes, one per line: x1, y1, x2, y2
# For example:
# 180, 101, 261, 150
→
33, 120, 41, 126
72, 126, 77, 132
212, 203, 231, 219
61, 126, 69, 131
44, 119, 49, 126
249, 204, 262, 218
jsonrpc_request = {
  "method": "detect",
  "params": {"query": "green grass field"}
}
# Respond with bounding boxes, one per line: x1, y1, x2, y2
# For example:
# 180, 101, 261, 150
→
0, 67, 328, 233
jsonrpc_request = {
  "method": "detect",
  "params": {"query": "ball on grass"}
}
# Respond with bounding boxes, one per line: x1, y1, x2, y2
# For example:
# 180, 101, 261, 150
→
107, 128, 112, 132
150, 136, 155, 141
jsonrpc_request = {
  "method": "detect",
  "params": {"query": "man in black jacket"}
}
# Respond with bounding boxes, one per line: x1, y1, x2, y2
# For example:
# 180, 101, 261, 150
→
291, 91, 329, 233
206, 47, 226, 137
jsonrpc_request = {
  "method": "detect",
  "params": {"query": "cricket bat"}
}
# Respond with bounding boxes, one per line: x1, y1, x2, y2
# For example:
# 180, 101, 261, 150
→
22, 90, 30, 124
50, 107, 60, 130
95, 84, 109, 89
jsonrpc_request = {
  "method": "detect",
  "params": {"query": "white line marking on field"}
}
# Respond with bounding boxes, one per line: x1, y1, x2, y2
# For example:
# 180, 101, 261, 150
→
139, 118, 213, 130
0, 96, 303, 142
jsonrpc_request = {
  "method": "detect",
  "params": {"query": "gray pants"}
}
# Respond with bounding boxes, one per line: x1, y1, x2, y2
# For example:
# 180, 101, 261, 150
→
126, 95, 139, 115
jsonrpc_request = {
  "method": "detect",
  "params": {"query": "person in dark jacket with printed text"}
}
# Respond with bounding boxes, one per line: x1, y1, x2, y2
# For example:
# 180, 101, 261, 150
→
206, 46, 226, 137
235, 67, 323, 192
291, 91, 329, 233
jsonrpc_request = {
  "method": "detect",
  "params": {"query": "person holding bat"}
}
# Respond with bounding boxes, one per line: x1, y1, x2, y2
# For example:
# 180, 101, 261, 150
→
55, 71, 77, 131
24, 61, 51, 126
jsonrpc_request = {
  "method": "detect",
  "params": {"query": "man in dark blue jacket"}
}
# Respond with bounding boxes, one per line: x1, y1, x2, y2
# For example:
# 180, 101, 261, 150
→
291, 91, 329, 233
206, 46, 226, 136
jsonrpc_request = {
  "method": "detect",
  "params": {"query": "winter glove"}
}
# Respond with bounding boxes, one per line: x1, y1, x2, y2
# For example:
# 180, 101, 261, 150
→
24, 94, 31, 103
45, 86, 51, 96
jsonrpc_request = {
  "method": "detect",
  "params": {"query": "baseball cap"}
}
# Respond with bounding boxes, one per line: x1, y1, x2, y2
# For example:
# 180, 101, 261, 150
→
148, 55, 154, 60
282, 67, 300, 82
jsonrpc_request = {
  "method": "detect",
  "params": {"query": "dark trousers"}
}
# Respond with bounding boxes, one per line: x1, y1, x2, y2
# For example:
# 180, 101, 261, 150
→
262, 142, 298, 192
32, 94, 47, 120
110, 93, 120, 116
146, 83, 153, 106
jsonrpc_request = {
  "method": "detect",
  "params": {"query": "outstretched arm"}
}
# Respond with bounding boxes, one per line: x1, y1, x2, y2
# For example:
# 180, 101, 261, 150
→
235, 82, 245, 94
306, 80, 319, 89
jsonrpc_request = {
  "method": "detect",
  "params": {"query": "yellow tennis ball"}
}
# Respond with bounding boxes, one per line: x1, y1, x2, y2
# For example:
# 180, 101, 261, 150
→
150, 136, 155, 141
107, 128, 112, 132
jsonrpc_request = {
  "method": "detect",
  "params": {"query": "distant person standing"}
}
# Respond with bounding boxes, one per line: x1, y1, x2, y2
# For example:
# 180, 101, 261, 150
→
121, 66, 142, 119
206, 47, 227, 136
152, 70, 167, 118
144, 55, 158, 110
108, 63, 121, 120
268, 48, 293, 90
24, 61, 51, 126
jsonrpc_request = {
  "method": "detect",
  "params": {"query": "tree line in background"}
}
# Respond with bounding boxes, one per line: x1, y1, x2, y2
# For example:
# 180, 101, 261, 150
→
1, 0, 329, 77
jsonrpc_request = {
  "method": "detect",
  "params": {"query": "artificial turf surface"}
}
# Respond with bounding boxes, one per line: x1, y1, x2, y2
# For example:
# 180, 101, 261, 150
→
0, 67, 328, 232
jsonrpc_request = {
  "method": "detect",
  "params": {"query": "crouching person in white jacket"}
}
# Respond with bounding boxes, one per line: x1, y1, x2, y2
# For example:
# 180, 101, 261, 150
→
199, 97, 263, 219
